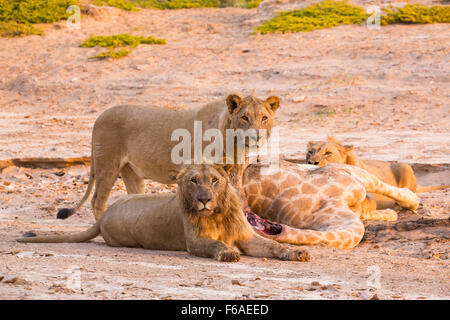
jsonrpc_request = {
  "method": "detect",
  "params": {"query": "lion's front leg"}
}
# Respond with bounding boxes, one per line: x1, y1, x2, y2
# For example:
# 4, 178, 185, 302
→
237, 234, 310, 262
182, 217, 240, 262
186, 237, 240, 262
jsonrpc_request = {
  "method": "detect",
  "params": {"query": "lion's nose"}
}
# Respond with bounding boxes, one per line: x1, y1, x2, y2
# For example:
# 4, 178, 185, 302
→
198, 195, 211, 205
308, 160, 319, 165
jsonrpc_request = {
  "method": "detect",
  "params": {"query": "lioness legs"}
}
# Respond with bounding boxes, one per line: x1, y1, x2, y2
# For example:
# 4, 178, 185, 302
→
358, 194, 398, 221
92, 168, 120, 221
121, 164, 145, 194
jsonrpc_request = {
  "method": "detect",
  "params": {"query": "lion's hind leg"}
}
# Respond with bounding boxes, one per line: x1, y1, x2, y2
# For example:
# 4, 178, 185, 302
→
349, 166, 420, 211
121, 163, 145, 194
358, 194, 398, 221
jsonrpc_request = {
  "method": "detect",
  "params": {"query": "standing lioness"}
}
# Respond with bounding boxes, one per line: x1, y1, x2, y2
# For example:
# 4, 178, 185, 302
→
58, 94, 280, 221
19, 164, 309, 263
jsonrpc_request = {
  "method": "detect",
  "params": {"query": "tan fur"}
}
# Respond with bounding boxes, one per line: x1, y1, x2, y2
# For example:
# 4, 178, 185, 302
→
306, 137, 449, 209
18, 164, 309, 263
236, 161, 420, 249
58, 94, 281, 221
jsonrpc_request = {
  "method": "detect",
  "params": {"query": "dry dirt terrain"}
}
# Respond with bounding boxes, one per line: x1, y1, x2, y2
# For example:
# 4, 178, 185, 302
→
0, 1, 449, 299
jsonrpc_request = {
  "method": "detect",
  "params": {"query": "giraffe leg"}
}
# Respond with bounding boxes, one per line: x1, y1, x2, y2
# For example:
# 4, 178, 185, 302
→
361, 209, 398, 221
255, 202, 365, 250
349, 166, 420, 211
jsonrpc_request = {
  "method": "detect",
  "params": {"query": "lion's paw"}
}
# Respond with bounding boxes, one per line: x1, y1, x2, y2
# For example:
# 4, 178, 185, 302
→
280, 248, 310, 262
216, 248, 240, 262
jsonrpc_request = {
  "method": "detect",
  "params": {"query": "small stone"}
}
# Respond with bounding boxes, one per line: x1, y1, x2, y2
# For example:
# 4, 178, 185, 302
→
231, 280, 245, 286
293, 95, 306, 103
370, 293, 380, 300
16, 251, 34, 258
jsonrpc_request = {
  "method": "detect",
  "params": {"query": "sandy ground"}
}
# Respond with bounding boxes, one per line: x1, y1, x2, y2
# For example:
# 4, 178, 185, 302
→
0, 1, 449, 299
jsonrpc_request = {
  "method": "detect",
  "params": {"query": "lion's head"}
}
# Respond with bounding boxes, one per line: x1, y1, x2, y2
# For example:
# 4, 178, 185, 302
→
226, 94, 280, 149
306, 137, 353, 166
176, 164, 236, 217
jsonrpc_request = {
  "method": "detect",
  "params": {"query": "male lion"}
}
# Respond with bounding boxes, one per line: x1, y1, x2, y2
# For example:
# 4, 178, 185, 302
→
19, 164, 309, 262
57, 94, 280, 221
306, 137, 449, 209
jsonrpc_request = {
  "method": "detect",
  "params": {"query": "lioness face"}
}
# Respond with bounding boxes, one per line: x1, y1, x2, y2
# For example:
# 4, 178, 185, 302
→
306, 141, 353, 166
226, 94, 280, 149
177, 164, 228, 217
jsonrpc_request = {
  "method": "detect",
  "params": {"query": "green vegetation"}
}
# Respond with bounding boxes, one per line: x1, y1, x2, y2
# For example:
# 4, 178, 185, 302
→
381, 3, 450, 25
80, 33, 166, 60
255, 0, 450, 34
0, 0, 76, 23
255, 1, 368, 34
0, 21, 43, 37
0, 0, 263, 37
88, 48, 131, 59
114, 0, 262, 10
0, 0, 76, 37
80, 33, 166, 47
93, 0, 138, 11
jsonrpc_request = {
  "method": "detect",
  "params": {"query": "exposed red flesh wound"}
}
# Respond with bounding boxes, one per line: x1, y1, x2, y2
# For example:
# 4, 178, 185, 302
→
245, 211, 283, 235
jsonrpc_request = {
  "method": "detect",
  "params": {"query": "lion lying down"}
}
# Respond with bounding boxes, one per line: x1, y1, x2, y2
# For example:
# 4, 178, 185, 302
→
17, 164, 310, 263
306, 137, 449, 209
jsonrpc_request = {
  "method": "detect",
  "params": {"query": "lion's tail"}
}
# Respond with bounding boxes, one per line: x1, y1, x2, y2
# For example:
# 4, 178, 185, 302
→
56, 155, 95, 219
16, 222, 101, 243
416, 184, 450, 193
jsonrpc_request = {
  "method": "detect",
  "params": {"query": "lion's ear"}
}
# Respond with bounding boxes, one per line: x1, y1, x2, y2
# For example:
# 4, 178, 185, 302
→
265, 96, 280, 112
213, 163, 232, 177
339, 144, 353, 153
307, 141, 318, 149
226, 94, 243, 114
175, 168, 188, 183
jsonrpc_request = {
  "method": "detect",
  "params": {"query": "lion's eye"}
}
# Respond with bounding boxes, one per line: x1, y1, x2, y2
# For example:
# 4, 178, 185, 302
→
190, 178, 198, 184
262, 116, 268, 121
241, 115, 248, 122
325, 152, 332, 156
307, 150, 313, 154
212, 177, 218, 184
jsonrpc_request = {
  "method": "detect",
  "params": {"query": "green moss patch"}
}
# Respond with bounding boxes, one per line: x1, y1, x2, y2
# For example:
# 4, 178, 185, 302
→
80, 33, 166, 60
88, 48, 131, 59
0, 0, 77, 37
111, 0, 262, 10
255, 0, 450, 34
92, 0, 138, 11
0, 0, 77, 23
0, 21, 44, 37
381, 3, 450, 25
255, 1, 368, 34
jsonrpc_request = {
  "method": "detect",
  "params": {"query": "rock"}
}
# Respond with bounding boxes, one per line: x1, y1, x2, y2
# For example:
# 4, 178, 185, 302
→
370, 293, 380, 300
293, 95, 306, 103
2, 276, 29, 285
15, 251, 35, 258
231, 280, 245, 286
